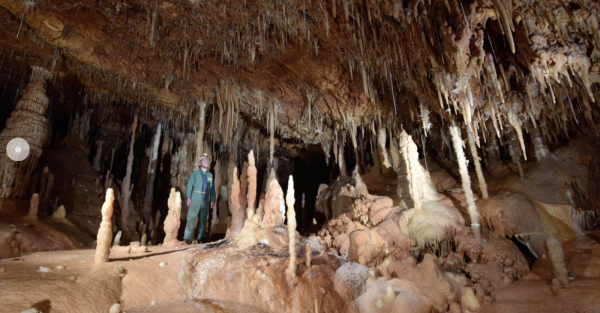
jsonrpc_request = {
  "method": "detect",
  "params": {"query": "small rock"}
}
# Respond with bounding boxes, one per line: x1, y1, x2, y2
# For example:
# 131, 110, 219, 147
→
69, 276, 77, 282
55, 265, 65, 270
109, 303, 121, 313
568, 272, 577, 280
39, 266, 52, 273
114, 265, 126, 278
159, 261, 167, 267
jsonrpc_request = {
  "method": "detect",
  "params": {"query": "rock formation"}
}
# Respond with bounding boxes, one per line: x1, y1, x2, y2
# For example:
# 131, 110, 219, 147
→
0, 66, 50, 199
286, 175, 297, 278
162, 188, 183, 247
246, 150, 258, 220
262, 179, 285, 228
95, 189, 115, 263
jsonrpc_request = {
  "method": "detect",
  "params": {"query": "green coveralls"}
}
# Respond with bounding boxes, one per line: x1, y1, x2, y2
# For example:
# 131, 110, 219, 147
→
184, 169, 216, 241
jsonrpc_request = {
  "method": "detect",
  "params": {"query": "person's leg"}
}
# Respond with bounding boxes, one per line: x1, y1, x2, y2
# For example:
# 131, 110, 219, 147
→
183, 194, 201, 241
196, 199, 209, 241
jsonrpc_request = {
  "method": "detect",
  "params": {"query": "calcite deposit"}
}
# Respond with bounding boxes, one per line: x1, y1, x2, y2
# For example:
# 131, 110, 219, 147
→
1, 0, 600, 312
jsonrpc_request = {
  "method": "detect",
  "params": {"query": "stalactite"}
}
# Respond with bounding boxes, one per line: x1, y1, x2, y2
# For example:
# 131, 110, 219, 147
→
143, 123, 161, 230
194, 100, 208, 169
508, 111, 527, 161
286, 176, 297, 279
377, 126, 393, 174
508, 140, 524, 179
121, 114, 138, 241
268, 96, 275, 168
93, 141, 103, 172
467, 129, 488, 199
533, 128, 549, 161
450, 123, 481, 244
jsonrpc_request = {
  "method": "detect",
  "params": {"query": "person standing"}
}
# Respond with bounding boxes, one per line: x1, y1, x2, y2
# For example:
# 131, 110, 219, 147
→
184, 155, 216, 243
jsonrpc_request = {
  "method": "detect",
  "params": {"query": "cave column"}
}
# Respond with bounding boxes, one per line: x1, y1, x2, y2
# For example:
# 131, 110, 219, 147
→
121, 114, 138, 240
450, 123, 481, 243
0, 67, 50, 199
467, 129, 489, 199
143, 123, 162, 230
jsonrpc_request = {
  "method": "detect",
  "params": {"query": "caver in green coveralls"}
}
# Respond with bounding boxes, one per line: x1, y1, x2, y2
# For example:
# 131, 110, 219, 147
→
184, 167, 216, 241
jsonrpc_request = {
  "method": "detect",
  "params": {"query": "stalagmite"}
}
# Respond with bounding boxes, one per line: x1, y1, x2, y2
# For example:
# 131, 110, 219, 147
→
287, 176, 297, 279
122, 115, 138, 240
27, 193, 39, 219
227, 167, 243, 238
246, 150, 257, 220
305, 242, 312, 267
467, 130, 488, 199
113, 230, 122, 247
95, 189, 115, 263
0, 67, 50, 199
143, 123, 162, 229
163, 188, 183, 247
407, 134, 422, 210
240, 161, 248, 213
262, 179, 285, 227
450, 123, 481, 243
377, 127, 393, 174
52, 205, 66, 218
545, 233, 569, 287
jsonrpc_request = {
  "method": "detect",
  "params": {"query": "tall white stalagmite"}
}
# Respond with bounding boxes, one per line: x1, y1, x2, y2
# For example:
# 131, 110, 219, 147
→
95, 189, 115, 263
286, 176, 297, 278
450, 123, 481, 243
247, 150, 258, 220
163, 188, 183, 247
467, 129, 488, 199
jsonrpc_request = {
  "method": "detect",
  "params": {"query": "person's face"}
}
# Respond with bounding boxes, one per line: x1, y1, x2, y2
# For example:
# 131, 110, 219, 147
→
200, 159, 209, 168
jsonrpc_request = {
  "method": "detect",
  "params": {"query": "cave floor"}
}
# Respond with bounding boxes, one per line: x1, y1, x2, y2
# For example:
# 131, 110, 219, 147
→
0, 245, 190, 313
1, 232, 600, 313
481, 230, 600, 313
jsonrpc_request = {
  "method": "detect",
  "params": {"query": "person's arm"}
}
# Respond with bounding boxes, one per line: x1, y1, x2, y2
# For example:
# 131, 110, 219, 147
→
185, 172, 195, 200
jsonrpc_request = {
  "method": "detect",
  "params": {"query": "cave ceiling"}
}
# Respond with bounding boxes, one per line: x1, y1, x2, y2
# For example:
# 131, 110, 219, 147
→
0, 0, 598, 149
